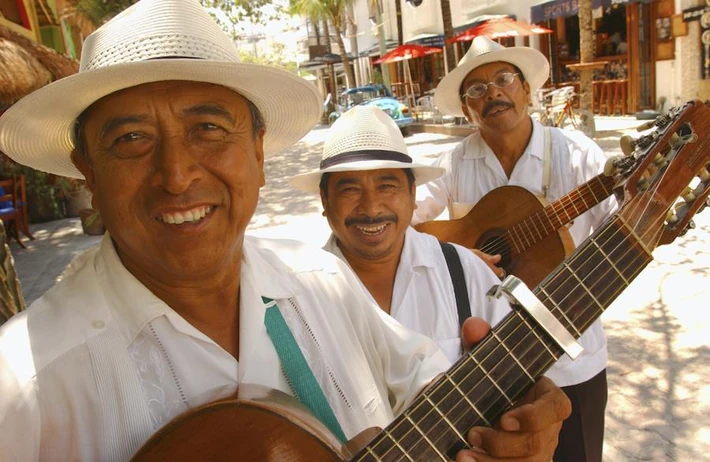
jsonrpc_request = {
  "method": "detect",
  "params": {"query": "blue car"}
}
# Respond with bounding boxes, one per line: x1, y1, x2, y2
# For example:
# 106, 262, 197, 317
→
328, 85, 413, 133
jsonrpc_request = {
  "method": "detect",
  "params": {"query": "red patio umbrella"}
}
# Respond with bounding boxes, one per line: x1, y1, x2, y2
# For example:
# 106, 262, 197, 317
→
447, 18, 553, 44
372, 44, 442, 65
373, 44, 441, 105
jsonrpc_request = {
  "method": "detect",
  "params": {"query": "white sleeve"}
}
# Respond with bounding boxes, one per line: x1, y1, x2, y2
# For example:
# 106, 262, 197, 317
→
0, 317, 40, 461
413, 149, 456, 225
338, 264, 450, 415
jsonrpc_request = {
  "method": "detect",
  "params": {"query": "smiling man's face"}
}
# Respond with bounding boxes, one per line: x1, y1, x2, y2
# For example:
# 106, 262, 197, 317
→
460, 61, 531, 136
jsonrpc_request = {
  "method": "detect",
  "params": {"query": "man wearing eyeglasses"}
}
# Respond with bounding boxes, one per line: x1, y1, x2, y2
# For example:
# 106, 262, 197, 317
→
413, 36, 617, 462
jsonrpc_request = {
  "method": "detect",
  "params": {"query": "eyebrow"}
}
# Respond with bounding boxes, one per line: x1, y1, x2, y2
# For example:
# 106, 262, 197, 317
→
466, 67, 515, 84
183, 104, 236, 124
99, 115, 148, 140
334, 174, 403, 187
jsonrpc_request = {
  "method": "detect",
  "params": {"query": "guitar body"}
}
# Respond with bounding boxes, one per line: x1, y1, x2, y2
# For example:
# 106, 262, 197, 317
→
415, 185, 575, 287
132, 385, 343, 461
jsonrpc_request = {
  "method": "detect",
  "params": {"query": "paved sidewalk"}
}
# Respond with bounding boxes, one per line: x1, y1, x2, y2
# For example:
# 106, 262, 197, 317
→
7, 118, 710, 460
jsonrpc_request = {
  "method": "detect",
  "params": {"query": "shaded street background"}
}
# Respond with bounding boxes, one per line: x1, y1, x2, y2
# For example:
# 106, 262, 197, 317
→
9, 119, 710, 461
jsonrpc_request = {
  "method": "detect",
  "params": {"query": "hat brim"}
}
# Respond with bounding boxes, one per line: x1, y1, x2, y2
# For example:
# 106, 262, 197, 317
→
289, 160, 445, 194
434, 47, 549, 117
0, 59, 323, 179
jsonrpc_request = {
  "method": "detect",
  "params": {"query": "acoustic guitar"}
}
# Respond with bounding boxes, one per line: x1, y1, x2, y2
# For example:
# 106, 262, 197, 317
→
414, 118, 678, 288
133, 100, 710, 461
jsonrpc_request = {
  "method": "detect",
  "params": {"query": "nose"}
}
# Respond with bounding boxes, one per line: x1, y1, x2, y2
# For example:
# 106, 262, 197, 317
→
355, 187, 383, 217
150, 135, 202, 194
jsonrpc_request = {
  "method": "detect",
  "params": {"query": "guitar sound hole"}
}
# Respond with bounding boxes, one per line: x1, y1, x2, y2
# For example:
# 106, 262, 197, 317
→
477, 230, 513, 270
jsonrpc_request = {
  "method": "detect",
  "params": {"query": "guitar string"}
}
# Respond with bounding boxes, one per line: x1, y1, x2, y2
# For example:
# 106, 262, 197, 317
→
364, 150, 690, 460
477, 178, 612, 256
368, 230, 650, 461
366, 185, 670, 461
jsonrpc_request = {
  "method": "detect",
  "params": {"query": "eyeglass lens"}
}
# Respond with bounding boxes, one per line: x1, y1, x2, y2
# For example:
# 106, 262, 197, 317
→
464, 73, 517, 99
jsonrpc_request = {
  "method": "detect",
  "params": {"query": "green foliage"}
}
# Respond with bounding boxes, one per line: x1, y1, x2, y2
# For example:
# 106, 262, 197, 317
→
237, 43, 297, 72
73, 0, 137, 26
201, 0, 284, 38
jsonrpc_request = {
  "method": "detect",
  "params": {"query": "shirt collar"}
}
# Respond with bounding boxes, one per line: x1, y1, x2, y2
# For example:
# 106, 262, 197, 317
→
462, 118, 545, 161
96, 234, 304, 344
402, 227, 437, 269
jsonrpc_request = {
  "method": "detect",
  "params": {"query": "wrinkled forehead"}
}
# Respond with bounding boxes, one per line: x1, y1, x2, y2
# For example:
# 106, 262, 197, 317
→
463, 61, 518, 85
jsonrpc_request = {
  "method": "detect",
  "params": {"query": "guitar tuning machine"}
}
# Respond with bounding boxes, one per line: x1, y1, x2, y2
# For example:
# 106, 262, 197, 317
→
680, 220, 696, 237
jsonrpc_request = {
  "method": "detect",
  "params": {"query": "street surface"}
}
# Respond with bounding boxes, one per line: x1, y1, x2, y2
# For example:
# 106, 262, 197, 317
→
12, 121, 710, 461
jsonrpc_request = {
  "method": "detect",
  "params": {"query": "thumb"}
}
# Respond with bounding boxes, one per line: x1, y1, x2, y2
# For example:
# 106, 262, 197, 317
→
461, 317, 492, 351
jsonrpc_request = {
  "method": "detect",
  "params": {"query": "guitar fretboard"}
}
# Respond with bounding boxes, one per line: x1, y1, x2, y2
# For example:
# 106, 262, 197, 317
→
354, 216, 652, 461
505, 174, 616, 257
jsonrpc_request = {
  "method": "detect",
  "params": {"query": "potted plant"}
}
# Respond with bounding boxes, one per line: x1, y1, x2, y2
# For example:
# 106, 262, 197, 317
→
78, 208, 105, 235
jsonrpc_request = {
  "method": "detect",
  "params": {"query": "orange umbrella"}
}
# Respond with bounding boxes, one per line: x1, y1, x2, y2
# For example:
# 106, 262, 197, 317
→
372, 44, 441, 105
447, 18, 552, 44
372, 44, 441, 65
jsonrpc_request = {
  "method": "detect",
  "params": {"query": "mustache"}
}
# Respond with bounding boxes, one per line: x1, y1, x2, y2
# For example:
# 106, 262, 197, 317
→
482, 100, 514, 117
345, 215, 397, 227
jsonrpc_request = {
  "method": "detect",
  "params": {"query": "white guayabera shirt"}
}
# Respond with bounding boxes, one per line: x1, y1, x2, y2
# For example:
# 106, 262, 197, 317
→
413, 120, 618, 388
0, 235, 449, 461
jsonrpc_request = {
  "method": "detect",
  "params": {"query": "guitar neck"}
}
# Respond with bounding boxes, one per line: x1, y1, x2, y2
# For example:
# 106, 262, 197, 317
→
354, 216, 653, 461
507, 174, 616, 257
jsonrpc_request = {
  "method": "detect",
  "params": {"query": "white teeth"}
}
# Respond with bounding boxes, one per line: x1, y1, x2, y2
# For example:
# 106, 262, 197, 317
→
356, 224, 387, 235
160, 206, 212, 225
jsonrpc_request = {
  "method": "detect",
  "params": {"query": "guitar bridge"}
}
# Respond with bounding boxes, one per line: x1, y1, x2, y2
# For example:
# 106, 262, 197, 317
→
487, 276, 583, 360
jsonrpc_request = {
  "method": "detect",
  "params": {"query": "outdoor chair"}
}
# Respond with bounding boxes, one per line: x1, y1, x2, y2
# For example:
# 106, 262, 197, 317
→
0, 178, 25, 249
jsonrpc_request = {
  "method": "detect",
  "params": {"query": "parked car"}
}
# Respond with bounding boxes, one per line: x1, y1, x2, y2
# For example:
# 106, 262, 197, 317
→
328, 85, 413, 133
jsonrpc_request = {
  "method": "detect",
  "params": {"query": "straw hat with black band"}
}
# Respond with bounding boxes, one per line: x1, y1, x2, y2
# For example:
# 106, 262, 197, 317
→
0, 0, 323, 179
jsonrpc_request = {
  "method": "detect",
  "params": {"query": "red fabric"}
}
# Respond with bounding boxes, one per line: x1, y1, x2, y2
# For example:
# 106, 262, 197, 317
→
447, 18, 553, 44
14, 0, 33, 31
373, 44, 442, 65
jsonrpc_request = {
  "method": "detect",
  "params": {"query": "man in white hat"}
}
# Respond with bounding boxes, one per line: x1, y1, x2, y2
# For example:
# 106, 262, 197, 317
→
413, 36, 617, 461
291, 105, 571, 460
0, 1, 569, 460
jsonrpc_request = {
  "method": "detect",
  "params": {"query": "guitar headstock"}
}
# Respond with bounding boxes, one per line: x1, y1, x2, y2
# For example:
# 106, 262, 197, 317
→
613, 100, 710, 250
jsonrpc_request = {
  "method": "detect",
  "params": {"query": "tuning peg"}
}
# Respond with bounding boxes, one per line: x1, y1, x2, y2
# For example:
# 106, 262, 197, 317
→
668, 132, 682, 149
699, 167, 710, 181
637, 177, 649, 192
682, 186, 696, 202
680, 220, 696, 237
666, 208, 678, 224
619, 135, 636, 156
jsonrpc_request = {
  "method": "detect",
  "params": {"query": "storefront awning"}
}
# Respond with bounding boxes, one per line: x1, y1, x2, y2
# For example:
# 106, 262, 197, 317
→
359, 40, 398, 58
453, 14, 513, 35
405, 33, 444, 48
531, 0, 605, 24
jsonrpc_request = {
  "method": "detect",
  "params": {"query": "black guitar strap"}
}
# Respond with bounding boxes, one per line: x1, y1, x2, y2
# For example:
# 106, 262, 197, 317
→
439, 242, 471, 329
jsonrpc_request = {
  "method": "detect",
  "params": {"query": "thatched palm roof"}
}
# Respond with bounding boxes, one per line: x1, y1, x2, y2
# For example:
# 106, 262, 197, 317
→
0, 23, 79, 111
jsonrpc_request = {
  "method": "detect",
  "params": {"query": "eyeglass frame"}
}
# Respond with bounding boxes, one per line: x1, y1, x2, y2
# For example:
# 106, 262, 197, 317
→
460, 72, 521, 100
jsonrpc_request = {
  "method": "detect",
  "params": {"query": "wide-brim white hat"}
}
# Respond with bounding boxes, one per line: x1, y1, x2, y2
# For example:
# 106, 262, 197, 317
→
289, 106, 444, 193
435, 36, 550, 117
0, 0, 323, 179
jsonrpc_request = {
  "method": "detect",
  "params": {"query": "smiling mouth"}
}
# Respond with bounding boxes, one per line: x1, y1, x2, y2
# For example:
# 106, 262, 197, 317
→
355, 223, 388, 236
158, 205, 214, 225
487, 106, 510, 116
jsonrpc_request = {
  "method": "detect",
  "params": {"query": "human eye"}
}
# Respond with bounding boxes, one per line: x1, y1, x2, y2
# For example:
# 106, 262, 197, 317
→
112, 132, 143, 145
496, 73, 515, 86
193, 121, 228, 140
466, 84, 486, 98
108, 131, 152, 158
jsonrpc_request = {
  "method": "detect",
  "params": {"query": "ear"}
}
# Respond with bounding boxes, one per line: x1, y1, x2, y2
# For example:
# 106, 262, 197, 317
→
254, 128, 266, 187
523, 80, 532, 105
71, 150, 96, 193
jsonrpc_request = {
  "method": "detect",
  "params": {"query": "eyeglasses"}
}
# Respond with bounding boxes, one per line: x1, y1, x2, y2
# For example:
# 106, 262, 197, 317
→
461, 72, 520, 99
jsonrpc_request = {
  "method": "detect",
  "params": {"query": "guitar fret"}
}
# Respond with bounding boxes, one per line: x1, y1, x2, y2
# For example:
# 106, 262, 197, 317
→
443, 373, 492, 426
401, 412, 448, 461
512, 309, 560, 360
423, 395, 467, 444
508, 226, 525, 254
562, 261, 606, 312
520, 221, 533, 248
491, 330, 535, 382
465, 352, 515, 407
586, 181, 600, 203
579, 184, 592, 208
588, 240, 631, 286
379, 429, 412, 461
544, 209, 557, 233
617, 216, 654, 257
538, 286, 582, 337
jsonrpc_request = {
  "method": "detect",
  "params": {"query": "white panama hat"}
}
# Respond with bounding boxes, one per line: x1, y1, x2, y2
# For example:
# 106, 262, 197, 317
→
434, 35, 550, 117
289, 106, 444, 193
0, 0, 323, 179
